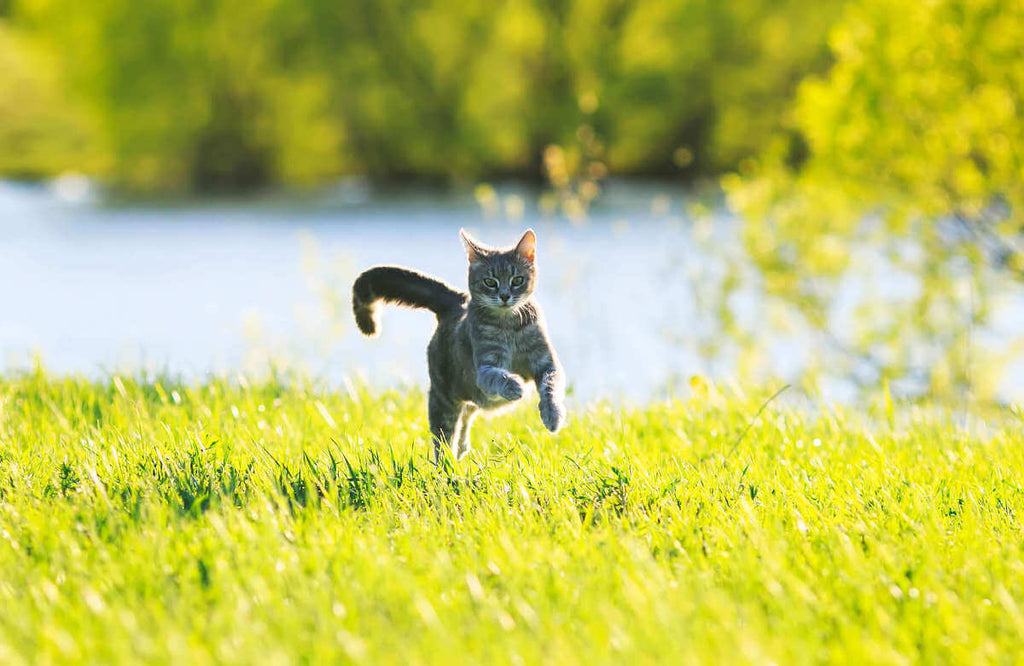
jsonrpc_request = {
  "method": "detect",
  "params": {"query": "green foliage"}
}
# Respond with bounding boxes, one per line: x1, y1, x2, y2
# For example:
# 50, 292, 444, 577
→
727, 0, 1024, 400
0, 23, 99, 179
4, 0, 844, 191
798, 0, 1024, 223
1, 372, 1023, 662
15, 0, 343, 193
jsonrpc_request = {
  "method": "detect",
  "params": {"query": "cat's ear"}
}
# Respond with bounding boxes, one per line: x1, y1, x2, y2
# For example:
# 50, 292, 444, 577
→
460, 228, 486, 264
515, 229, 536, 263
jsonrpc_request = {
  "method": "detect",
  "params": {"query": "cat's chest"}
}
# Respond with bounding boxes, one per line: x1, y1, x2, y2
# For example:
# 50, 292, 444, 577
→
498, 331, 535, 376
468, 314, 540, 377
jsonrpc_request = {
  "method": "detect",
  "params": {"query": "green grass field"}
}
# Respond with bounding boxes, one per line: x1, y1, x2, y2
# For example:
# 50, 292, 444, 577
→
1, 371, 1022, 664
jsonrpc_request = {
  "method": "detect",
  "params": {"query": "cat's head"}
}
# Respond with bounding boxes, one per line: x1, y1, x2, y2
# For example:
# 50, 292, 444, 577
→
460, 228, 537, 311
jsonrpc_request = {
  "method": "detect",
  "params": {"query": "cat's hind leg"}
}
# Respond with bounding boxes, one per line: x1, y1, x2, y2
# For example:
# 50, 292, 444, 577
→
428, 387, 459, 462
453, 403, 479, 460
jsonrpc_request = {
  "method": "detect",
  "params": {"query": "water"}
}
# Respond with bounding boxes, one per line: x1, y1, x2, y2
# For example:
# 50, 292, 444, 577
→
2, 179, 1022, 404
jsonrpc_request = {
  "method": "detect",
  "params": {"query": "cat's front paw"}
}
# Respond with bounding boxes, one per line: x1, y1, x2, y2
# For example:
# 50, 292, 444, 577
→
499, 374, 526, 401
539, 397, 566, 433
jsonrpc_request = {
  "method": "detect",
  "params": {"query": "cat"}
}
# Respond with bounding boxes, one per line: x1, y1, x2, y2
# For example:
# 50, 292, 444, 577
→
352, 228, 566, 460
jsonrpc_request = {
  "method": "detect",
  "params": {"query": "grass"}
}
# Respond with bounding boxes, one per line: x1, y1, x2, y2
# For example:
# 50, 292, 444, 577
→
1, 370, 1023, 664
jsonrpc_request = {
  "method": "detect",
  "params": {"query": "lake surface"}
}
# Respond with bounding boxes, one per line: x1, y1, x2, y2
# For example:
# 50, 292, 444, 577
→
2, 179, 1023, 405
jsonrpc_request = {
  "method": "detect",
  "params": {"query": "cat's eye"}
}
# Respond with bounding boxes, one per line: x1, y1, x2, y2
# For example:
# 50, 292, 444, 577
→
483, 278, 498, 288
511, 276, 525, 286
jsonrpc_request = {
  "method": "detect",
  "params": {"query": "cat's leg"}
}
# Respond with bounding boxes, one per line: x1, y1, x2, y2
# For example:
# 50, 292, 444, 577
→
474, 348, 525, 401
428, 388, 459, 462
478, 367, 525, 401
453, 403, 480, 459
534, 362, 567, 433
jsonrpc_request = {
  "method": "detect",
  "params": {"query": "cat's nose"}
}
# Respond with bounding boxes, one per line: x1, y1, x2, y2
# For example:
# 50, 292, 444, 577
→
500, 294, 510, 303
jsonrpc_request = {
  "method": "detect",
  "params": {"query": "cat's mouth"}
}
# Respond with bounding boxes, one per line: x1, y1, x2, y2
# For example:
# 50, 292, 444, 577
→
476, 296, 522, 312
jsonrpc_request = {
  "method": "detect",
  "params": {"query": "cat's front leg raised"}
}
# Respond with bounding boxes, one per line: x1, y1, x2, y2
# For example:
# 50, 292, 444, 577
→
535, 362, 566, 433
476, 364, 525, 401
473, 344, 525, 401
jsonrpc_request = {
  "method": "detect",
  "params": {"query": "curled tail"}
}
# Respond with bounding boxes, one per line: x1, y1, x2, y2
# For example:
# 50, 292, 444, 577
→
352, 266, 467, 336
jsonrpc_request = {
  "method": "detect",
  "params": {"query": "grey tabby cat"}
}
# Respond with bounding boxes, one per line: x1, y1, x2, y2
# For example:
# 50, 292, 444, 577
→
352, 229, 566, 460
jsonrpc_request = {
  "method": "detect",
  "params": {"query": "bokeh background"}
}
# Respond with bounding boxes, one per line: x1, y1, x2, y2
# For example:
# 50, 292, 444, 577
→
1, 0, 1023, 404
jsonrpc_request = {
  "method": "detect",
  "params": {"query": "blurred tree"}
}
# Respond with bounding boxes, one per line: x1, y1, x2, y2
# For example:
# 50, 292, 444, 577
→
0, 22, 100, 178
727, 0, 1024, 400
16, 0, 343, 193
4, 0, 844, 192
565, 0, 842, 176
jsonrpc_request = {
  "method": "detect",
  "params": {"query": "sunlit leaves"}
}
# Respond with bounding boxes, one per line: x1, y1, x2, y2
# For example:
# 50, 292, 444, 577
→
728, 0, 1024, 401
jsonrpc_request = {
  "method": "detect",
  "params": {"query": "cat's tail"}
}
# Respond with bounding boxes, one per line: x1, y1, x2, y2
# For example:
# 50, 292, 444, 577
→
352, 266, 467, 336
